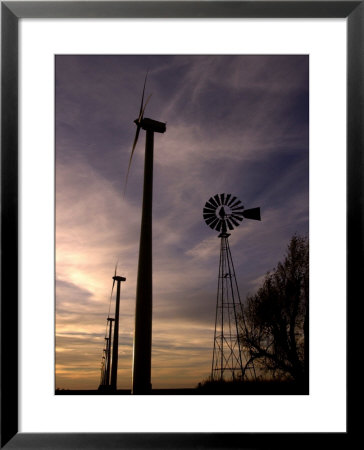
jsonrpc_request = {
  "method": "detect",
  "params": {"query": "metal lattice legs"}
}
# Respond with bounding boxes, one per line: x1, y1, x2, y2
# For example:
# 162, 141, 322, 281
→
211, 234, 256, 382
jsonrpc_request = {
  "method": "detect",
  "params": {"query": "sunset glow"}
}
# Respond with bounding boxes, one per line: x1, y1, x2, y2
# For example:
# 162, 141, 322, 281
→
56, 55, 309, 390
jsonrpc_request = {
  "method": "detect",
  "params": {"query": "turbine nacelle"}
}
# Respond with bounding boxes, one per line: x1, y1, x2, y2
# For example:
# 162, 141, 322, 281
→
113, 275, 126, 283
134, 117, 166, 134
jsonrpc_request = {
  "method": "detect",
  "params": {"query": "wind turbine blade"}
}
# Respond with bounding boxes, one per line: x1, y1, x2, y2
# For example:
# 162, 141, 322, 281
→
110, 278, 115, 299
124, 72, 150, 195
140, 94, 152, 121
123, 126, 141, 194
110, 259, 119, 298
138, 71, 149, 120
131, 125, 141, 155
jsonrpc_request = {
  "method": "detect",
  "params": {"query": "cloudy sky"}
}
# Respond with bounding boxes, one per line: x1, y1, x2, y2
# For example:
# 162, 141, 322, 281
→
55, 55, 309, 390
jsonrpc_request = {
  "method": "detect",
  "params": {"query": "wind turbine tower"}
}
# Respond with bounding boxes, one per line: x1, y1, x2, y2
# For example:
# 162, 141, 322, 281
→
124, 73, 166, 394
110, 274, 126, 391
105, 317, 114, 385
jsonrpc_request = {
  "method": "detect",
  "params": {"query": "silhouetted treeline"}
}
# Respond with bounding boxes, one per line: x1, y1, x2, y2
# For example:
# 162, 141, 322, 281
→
241, 234, 309, 387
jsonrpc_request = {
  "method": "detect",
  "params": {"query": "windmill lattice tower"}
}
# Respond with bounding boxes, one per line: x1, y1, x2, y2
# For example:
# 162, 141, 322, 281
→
203, 194, 261, 382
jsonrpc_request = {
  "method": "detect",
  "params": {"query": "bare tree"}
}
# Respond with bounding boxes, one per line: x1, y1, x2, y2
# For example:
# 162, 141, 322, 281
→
241, 235, 309, 385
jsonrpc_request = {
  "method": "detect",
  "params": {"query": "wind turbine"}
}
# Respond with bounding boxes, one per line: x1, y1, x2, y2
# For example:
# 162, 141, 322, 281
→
108, 262, 125, 391
125, 72, 166, 394
98, 262, 125, 392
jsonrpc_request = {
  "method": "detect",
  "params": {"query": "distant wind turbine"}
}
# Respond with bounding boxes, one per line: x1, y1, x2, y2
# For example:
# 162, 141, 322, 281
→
98, 261, 125, 392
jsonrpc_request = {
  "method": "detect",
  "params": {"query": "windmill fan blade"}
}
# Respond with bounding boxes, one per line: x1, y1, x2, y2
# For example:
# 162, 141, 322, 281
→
226, 218, 234, 230
209, 197, 218, 208
231, 205, 244, 211
203, 210, 216, 217
230, 199, 242, 208
203, 194, 261, 234
229, 216, 241, 227
203, 213, 216, 221
205, 215, 218, 226
231, 213, 244, 221
227, 196, 237, 206
203, 206, 216, 214
242, 207, 261, 221
208, 217, 219, 229
215, 219, 223, 232
214, 194, 221, 206
205, 200, 216, 210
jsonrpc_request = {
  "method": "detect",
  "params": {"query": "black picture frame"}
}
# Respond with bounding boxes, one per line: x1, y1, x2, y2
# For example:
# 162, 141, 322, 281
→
1, 1, 357, 448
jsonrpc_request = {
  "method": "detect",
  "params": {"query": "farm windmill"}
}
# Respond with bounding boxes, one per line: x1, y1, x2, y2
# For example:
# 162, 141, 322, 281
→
203, 194, 261, 382
125, 73, 166, 394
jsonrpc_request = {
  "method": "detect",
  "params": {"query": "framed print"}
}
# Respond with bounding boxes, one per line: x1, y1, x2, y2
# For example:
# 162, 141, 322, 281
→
1, 1, 358, 448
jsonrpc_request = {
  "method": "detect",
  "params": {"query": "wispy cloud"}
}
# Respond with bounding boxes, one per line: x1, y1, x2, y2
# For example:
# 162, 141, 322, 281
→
56, 55, 308, 389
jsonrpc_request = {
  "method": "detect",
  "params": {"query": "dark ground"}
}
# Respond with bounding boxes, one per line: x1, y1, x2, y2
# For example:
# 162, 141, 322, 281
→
55, 388, 197, 395
55, 380, 308, 395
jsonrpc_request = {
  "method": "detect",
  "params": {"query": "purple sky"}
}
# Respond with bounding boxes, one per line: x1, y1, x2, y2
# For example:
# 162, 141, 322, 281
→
55, 55, 309, 390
